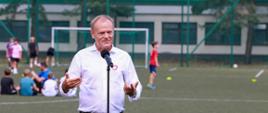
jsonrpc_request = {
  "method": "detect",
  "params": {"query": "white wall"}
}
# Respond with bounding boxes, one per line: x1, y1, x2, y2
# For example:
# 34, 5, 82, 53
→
0, 4, 267, 55
118, 14, 268, 55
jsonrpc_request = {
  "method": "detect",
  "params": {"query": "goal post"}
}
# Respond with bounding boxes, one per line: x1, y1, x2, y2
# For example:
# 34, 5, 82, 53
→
51, 27, 150, 68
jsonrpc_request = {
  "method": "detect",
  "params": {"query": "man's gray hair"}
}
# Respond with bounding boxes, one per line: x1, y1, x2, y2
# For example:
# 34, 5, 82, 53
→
90, 15, 114, 30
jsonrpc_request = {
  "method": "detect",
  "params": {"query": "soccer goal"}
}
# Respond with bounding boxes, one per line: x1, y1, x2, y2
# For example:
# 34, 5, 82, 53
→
51, 27, 150, 68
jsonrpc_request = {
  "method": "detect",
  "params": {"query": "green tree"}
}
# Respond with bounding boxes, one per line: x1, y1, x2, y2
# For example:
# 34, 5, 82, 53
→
0, 0, 47, 39
64, 0, 134, 26
64, 0, 134, 49
192, 0, 258, 64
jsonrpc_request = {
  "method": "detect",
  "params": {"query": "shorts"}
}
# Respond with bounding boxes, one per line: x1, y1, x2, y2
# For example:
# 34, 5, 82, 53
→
11, 57, 20, 63
149, 65, 157, 73
30, 52, 37, 58
47, 52, 54, 56
47, 47, 55, 56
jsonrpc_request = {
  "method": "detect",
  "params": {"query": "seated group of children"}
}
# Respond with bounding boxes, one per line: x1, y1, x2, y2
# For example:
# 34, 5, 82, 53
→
0, 67, 77, 97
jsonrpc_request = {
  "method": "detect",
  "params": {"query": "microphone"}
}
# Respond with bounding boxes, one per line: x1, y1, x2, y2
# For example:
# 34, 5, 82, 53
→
101, 50, 113, 67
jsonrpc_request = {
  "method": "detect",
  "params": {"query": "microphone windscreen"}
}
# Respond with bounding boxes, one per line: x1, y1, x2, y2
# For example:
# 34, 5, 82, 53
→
101, 50, 110, 58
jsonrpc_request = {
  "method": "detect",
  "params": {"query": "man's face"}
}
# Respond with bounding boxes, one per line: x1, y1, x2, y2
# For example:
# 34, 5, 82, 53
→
91, 19, 114, 52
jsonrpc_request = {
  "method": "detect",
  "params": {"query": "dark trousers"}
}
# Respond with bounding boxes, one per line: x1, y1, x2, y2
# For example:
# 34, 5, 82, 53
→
79, 112, 92, 113
79, 111, 123, 113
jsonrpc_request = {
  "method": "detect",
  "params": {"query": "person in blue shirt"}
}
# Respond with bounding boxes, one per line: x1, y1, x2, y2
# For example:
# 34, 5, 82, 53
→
32, 62, 52, 92
19, 68, 39, 96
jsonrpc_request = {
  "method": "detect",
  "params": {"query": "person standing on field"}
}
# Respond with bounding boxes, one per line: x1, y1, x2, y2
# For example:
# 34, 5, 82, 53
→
46, 47, 55, 67
60, 15, 142, 113
6, 38, 14, 68
10, 38, 23, 74
28, 36, 39, 68
147, 41, 160, 90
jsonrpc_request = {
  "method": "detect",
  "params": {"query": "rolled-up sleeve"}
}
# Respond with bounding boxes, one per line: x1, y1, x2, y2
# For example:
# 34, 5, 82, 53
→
59, 52, 81, 96
123, 54, 142, 102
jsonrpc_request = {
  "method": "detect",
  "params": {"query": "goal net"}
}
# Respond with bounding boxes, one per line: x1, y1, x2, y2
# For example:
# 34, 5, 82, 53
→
51, 27, 149, 68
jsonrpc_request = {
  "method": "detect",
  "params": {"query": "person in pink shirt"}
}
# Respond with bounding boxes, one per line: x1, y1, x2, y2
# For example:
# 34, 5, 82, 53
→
6, 38, 14, 68
10, 38, 23, 74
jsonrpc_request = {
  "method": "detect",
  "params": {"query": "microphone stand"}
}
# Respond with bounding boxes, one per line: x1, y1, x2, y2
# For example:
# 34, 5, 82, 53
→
101, 50, 113, 113
107, 65, 110, 113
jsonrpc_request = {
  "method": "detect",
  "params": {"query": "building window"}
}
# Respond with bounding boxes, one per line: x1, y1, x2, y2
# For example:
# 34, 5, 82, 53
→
0, 20, 27, 42
39, 21, 70, 43
205, 23, 241, 45
162, 22, 197, 44
119, 22, 154, 44
77, 21, 94, 45
253, 24, 268, 45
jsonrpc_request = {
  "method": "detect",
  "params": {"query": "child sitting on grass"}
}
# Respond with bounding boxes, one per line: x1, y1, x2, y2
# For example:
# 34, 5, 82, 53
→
1, 68, 17, 95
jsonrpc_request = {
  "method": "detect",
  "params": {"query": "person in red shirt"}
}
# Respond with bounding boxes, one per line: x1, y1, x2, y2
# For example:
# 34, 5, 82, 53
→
147, 41, 160, 90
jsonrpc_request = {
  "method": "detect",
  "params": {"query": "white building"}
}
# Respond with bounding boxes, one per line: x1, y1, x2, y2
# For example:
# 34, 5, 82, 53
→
0, 1, 267, 57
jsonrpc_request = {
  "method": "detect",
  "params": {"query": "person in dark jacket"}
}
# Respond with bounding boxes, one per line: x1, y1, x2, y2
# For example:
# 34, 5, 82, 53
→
1, 68, 17, 95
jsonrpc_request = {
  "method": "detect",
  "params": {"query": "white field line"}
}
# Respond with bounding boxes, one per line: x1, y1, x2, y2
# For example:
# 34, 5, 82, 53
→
141, 97, 268, 103
168, 67, 177, 72
0, 99, 78, 105
1, 97, 268, 105
255, 69, 264, 78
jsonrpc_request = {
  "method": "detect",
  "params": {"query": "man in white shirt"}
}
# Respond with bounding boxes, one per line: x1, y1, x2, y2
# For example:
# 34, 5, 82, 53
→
60, 15, 142, 113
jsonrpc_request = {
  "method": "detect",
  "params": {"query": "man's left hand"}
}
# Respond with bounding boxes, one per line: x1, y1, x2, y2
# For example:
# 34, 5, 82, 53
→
124, 82, 138, 97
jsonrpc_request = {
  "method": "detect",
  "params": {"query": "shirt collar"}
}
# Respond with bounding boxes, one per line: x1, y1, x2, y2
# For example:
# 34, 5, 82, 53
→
89, 43, 116, 54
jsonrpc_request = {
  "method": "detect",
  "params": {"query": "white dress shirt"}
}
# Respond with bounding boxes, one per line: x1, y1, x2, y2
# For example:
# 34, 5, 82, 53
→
60, 44, 142, 113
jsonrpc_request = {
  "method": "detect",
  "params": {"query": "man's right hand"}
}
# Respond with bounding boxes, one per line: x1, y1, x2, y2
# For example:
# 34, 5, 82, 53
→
62, 74, 81, 93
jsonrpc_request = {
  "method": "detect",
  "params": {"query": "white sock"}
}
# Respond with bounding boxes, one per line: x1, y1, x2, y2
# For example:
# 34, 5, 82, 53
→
13, 68, 18, 74
34, 60, 38, 65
